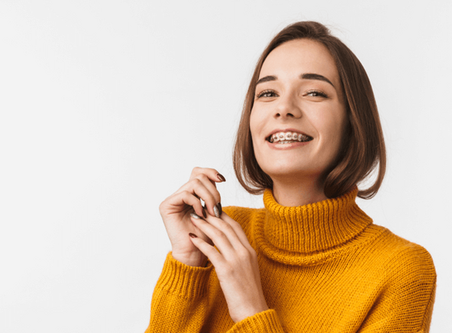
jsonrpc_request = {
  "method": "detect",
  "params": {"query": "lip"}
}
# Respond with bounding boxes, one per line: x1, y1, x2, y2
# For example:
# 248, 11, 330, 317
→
266, 139, 311, 150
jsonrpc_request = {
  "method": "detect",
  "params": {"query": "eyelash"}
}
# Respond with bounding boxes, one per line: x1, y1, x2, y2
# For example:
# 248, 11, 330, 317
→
306, 90, 328, 98
256, 90, 277, 99
255, 89, 328, 99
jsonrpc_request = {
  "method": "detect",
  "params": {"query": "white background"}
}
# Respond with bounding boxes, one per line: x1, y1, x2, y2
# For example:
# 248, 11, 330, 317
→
1, 1, 451, 332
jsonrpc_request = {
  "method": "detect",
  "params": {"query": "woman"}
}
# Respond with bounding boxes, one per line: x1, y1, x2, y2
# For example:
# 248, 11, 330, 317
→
145, 21, 436, 332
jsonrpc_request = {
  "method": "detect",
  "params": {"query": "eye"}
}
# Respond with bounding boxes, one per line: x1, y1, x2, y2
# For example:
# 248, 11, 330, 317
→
256, 89, 278, 99
306, 90, 327, 98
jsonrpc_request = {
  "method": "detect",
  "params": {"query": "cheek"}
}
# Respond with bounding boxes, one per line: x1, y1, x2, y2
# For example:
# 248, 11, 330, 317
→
326, 117, 348, 160
249, 109, 265, 140
249, 110, 268, 167
312, 107, 347, 152
249, 111, 257, 138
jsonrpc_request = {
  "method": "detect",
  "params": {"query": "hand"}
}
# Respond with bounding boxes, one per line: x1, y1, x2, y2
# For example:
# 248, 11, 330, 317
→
159, 167, 225, 267
188, 211, 269, 323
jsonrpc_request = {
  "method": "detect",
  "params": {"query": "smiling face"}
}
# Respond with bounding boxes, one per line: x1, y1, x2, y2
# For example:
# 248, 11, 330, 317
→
250, 38, 348, 188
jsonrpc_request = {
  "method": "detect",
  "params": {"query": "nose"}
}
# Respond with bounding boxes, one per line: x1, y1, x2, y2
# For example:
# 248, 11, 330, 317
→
274, 92, 302, 119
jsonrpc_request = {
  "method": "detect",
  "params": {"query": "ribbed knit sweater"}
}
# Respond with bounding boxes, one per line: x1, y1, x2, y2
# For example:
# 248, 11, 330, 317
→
146, 188, 436, 332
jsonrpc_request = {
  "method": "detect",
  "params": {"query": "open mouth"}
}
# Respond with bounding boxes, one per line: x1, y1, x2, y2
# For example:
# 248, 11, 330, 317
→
266, 131, 313, 144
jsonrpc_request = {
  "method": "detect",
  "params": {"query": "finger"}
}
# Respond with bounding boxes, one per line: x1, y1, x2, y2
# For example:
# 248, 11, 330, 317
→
189, 233, 224, 265
220, 212, 254, 251
177, 178, 219, 218
188, 220, 213, 246
203, 214, 242, 246
195, 174, 222, 216
190, 214, 238, 256
166, 190, 205, 218
190, 167, 226, 184
176, 177, 221, 217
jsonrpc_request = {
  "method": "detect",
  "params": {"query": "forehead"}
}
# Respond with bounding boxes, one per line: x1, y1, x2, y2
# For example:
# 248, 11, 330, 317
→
260, 39, 340, 86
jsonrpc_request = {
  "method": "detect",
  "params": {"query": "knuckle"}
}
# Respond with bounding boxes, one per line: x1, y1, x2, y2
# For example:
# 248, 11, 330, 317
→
180, 190, 191, 197
190, 178, 202, 187
198, 173, 209, 182
158, 201, 165, 214
222, 264, 234, 276
221, 222, 233, 234
212, 229, 224, 239
239, 247, 256, 261
158, 196, 171, 212
237, 247, 251, 259
190, 166, 201, 177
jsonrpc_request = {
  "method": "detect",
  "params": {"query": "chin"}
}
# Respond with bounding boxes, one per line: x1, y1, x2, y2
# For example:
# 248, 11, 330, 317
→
265, 166, 317, 181
261, 157, 327, 181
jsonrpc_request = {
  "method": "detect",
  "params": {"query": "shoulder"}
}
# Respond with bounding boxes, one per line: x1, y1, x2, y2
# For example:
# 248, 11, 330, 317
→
377, 227, 435, 267
372, 225, 436, 285
359, 227, 437, 330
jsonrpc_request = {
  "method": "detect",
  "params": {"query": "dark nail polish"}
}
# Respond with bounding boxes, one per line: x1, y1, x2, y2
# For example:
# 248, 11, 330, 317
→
217, 173, 226, 182
218, 202, 222, 216
189, 233, 197, 238
214, 203, 222, 218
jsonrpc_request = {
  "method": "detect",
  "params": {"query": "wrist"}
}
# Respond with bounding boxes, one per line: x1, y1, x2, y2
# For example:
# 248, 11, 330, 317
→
172, 251, 207, 267
232, 303, 269, 323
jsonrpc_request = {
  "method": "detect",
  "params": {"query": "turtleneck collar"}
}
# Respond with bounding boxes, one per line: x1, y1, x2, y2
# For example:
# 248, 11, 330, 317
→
261, 186, 372, 254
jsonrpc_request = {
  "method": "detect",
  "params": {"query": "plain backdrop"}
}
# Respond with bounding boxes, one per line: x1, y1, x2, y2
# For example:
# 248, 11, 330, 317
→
0, 0, 451, 332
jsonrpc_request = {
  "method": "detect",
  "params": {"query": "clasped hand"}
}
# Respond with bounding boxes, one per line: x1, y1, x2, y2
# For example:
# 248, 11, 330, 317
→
159, 167, 268, 323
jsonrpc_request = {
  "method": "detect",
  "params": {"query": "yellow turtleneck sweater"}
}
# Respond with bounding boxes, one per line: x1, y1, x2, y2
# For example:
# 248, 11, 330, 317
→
146, 188, 436, 332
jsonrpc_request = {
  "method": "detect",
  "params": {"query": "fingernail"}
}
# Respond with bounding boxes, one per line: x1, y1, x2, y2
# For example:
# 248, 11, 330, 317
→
214, 203, 222, 218
190, 212, 201, 219
217, 173, 226, 182
189, 233, 197, 238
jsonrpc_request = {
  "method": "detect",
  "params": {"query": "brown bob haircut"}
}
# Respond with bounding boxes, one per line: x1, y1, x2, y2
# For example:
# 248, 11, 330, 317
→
233, 21, 386, 199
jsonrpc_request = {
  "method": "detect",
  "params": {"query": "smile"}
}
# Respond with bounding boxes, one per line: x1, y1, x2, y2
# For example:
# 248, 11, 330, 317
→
266, 131, 313, 143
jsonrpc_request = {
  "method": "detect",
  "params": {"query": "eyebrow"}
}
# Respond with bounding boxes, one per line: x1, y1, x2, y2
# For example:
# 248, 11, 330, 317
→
255, 73, 335, 88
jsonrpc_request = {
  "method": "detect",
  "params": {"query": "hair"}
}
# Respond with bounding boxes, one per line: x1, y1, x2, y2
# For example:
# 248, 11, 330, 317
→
233, 21, 386, 199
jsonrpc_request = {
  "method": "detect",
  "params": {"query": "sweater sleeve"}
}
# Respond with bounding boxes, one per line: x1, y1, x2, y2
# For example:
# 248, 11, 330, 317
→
144, 252, 213, 333
359, 244, 437, 333
226, 309, 286, 333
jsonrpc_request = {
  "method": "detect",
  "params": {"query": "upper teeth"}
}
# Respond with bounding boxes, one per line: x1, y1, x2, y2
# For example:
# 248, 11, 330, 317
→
268, 131, 311, 143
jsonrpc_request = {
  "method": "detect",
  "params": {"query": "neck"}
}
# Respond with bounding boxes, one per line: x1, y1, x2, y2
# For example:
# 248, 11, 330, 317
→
272, 177, 326, 207
259, 185, 373, 255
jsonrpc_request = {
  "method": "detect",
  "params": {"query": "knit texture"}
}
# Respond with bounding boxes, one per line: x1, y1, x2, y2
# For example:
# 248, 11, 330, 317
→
146, 188, 436, 332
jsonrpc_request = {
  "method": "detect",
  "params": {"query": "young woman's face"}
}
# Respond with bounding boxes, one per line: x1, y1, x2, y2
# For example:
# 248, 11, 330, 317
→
250, 39, 348, 184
